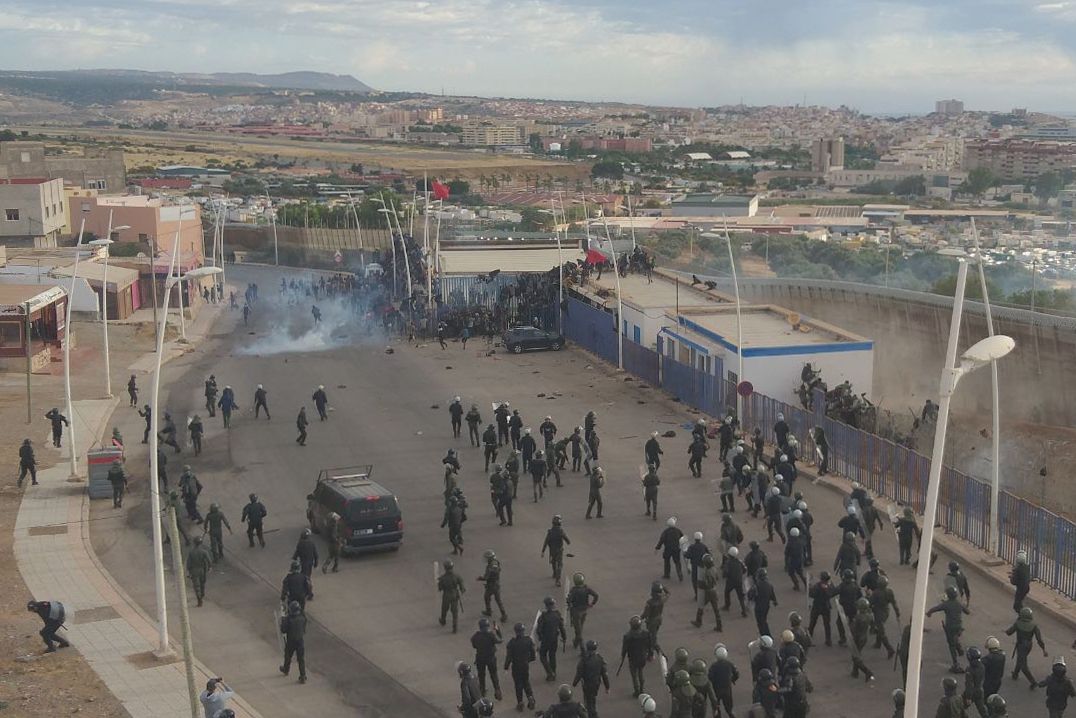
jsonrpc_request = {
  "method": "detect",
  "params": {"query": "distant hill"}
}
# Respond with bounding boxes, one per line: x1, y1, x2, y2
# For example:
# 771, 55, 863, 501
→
71, 69, 375, 92
0, 69, 373, 105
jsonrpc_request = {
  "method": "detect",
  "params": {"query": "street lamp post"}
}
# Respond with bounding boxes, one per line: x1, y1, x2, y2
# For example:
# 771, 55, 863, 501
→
968, 220, 1002, 556
90, 219, 130, 399
62, 216, 88, 479
148, 260, 222, 659
598, 212, 624, 370
903, 257, 1015, 717
373, 196, 398, 299
703, 223, 745, 419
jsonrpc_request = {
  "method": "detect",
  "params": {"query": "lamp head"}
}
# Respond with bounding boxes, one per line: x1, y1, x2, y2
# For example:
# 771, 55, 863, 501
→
961, 335, 1015, 366
87, 238, 113, 247
183, 266, 224, 281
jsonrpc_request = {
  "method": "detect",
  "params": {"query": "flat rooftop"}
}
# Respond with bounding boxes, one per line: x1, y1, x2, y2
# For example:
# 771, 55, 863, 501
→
0, 283, 66, 310
438, 247, 585, 275
583, 268, 733, 309
673, 305, 870, 352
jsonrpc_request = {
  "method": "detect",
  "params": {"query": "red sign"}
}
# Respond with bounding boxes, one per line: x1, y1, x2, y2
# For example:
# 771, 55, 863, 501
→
737, 381, 754, 398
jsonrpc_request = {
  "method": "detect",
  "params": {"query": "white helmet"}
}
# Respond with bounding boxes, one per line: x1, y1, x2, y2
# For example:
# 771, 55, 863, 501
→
727, 546, 739, 557
1016, 550, 1028, 563
525, 427, 532, 434
318, 384, 325, 390
852, 482, 861, 490
735, 446, 744, 454
638, 694, 651, 708
792, 509, 803, 519
693, 531, 703, 541
454, 396, 461, 402
847, 506, 857, 515
770, 486, 780, 496
777, 413, 784, 421
797, 501, 808, 510
642, 697, 656, 713
545, 416, 552, 421
667, 517, 677, 527
714, 644, 728, 659
779, 454, 788, 462
651, 431, 659, 438
789, 527, 800, 537
257, 384, 263, 389
760, 635, 773, 648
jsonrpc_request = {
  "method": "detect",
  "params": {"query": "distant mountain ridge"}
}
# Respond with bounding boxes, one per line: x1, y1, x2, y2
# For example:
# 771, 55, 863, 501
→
0, 68, 373, 92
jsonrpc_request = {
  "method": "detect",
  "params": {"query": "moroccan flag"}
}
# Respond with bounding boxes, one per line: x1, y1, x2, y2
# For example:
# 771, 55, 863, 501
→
432, 180, 450, 200
585, 249, 607, 265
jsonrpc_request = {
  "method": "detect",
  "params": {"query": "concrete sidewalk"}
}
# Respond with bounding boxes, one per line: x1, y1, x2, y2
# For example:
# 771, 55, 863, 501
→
13, 299, 263, 718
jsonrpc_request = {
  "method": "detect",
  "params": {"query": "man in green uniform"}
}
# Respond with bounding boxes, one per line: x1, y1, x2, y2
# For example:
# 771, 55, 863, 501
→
692, 553, 723, 632
689, 658, 719, 717
620, 615, 651, 698
541, 515, 570, 586
479, 550, 508, 622
278, 600, 307, 684
641, 581, 669, 657
669, 669, 696, 718
927, 586, 972, 674
540, 685, 586, 717
185, 536, 212, 607
869, 574, 900, 659
1005, 606, 1047, 687
849, 597, 876, 682
935, 676, 967, 718
438, 559, 466, 633
202, 503, 232, 563
566, 573, 599, 649
107, 459, 128, 508
572, 639, 609, 718
585, 467, 605, 519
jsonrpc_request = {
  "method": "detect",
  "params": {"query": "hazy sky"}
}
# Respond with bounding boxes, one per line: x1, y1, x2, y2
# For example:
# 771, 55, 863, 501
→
4, 0, 1076, 112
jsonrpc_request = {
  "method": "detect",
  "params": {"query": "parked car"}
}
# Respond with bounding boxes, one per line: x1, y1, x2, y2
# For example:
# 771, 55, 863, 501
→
306, 466, 402, 553
502, 326, 564, 354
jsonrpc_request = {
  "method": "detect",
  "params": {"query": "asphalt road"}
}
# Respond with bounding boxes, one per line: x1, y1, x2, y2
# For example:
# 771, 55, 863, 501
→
91, 265, 1073, 718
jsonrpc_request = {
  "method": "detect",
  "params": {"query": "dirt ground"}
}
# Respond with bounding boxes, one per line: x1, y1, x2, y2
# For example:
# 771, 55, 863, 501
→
0, 395, 128, 717
0, 320, 159, 717
18, 126, 583, 180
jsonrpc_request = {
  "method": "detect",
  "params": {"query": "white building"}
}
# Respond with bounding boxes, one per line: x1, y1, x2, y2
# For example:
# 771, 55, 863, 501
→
0, 178, 66, 247
658, 305, 874, 404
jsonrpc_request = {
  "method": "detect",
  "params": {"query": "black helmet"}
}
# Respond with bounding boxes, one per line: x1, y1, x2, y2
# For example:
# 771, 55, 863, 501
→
942, 676, 958, 693
288, 600, 302, 615
457, 662, 472, 676
758, 668, 773, 681
629, 615, 642, 629
478, 617, 490, 630
948, 561, 960, 573
514, 622, 526, 636
552, 515, 562, 526
301, 528, 311, 538
651, 581, 664, 595
543, 596, 555, 608
985, 694, 1005, 712
749, 540, 760, 550
218, 712, 235, 718
784, 656, 800, 672
892, 689, 905, 707
945, 586, 958, 600
788, 611, 802, 626
819, 571, 830, 581
25, 600, 39, 612
966, 646, 982, 661
476, 698, 494, 716
557, 684, 573, 702
868, 558, 880, 569
444, 559, 454, 571
584, 639, 598, 653
841, 569, 854, 581
756, 567, 768, 580
249, 493, 257, 502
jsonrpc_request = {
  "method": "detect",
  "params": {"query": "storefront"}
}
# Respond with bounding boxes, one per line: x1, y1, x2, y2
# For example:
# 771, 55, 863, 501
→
0, 284, 67, 372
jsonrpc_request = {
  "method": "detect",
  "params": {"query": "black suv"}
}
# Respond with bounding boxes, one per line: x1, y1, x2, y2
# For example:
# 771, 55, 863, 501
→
306, 466, 403, 553
502, 326, 564, 354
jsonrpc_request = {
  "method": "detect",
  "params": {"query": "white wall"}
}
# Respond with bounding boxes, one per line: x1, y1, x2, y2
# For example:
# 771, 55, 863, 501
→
620, 303, 673, 349
743, 348, 874, 406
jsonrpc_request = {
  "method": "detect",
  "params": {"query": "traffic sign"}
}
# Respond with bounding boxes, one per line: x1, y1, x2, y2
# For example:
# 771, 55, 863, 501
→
737, 381, 754, 398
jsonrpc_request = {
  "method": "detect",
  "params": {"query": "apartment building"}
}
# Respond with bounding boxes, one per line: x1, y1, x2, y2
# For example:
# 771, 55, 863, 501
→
0, 178, 66, 247
963, 139, 1076, 181
811, 137, 845, 172
461, 121, 524, 146
69, 195, 204, 262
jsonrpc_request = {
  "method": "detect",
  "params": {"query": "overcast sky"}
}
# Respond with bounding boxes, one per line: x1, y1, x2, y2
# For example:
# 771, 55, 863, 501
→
4, 0, 1076, 113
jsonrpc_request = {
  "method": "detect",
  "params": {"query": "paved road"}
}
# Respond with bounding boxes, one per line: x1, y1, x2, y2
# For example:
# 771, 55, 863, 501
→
92, 265, 1073, 718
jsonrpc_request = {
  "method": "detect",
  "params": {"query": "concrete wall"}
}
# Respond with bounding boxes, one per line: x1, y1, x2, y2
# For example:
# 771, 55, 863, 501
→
745, 347, 874, 407
0, 142, 126, 192
721, 278, 1076, 427
0, 179, 66, 242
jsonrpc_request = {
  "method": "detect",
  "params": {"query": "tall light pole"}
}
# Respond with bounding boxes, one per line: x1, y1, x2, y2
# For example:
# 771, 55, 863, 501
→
63, 214, 88, 479
903, 255, 1015, 717
597, 209, 624, 370
550, 197, 564, 335
704, 222, 745, 419
89, 227, 125, 399
373, 195, 398, 299
969, 220, 1002, 556
264, 192, 279, 266
148, 256, 222, 659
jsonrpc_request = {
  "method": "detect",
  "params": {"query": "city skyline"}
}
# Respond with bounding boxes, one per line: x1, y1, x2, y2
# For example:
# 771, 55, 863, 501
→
3, 0, 1076, 113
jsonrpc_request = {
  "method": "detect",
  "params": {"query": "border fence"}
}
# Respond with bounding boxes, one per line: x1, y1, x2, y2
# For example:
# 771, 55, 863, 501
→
562, 296, 1076, 600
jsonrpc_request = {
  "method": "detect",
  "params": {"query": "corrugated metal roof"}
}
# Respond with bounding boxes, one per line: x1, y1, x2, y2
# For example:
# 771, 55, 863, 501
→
438, 247, 585, 275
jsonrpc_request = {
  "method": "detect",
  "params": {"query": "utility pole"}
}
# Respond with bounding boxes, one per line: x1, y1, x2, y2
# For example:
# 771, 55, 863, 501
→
167, 506, 200, 718
24, 300, 31, 424
150, 236, 159, 342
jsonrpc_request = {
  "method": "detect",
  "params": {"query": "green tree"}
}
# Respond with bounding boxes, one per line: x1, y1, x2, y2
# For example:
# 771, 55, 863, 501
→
893, 175, 926, 196
591, 161, 624, 180
962, 167, 996, 198
448, 179, 470, 196
529, 133, 543, 153
1034, 171, 1062, 203
930, 273, 999, 300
